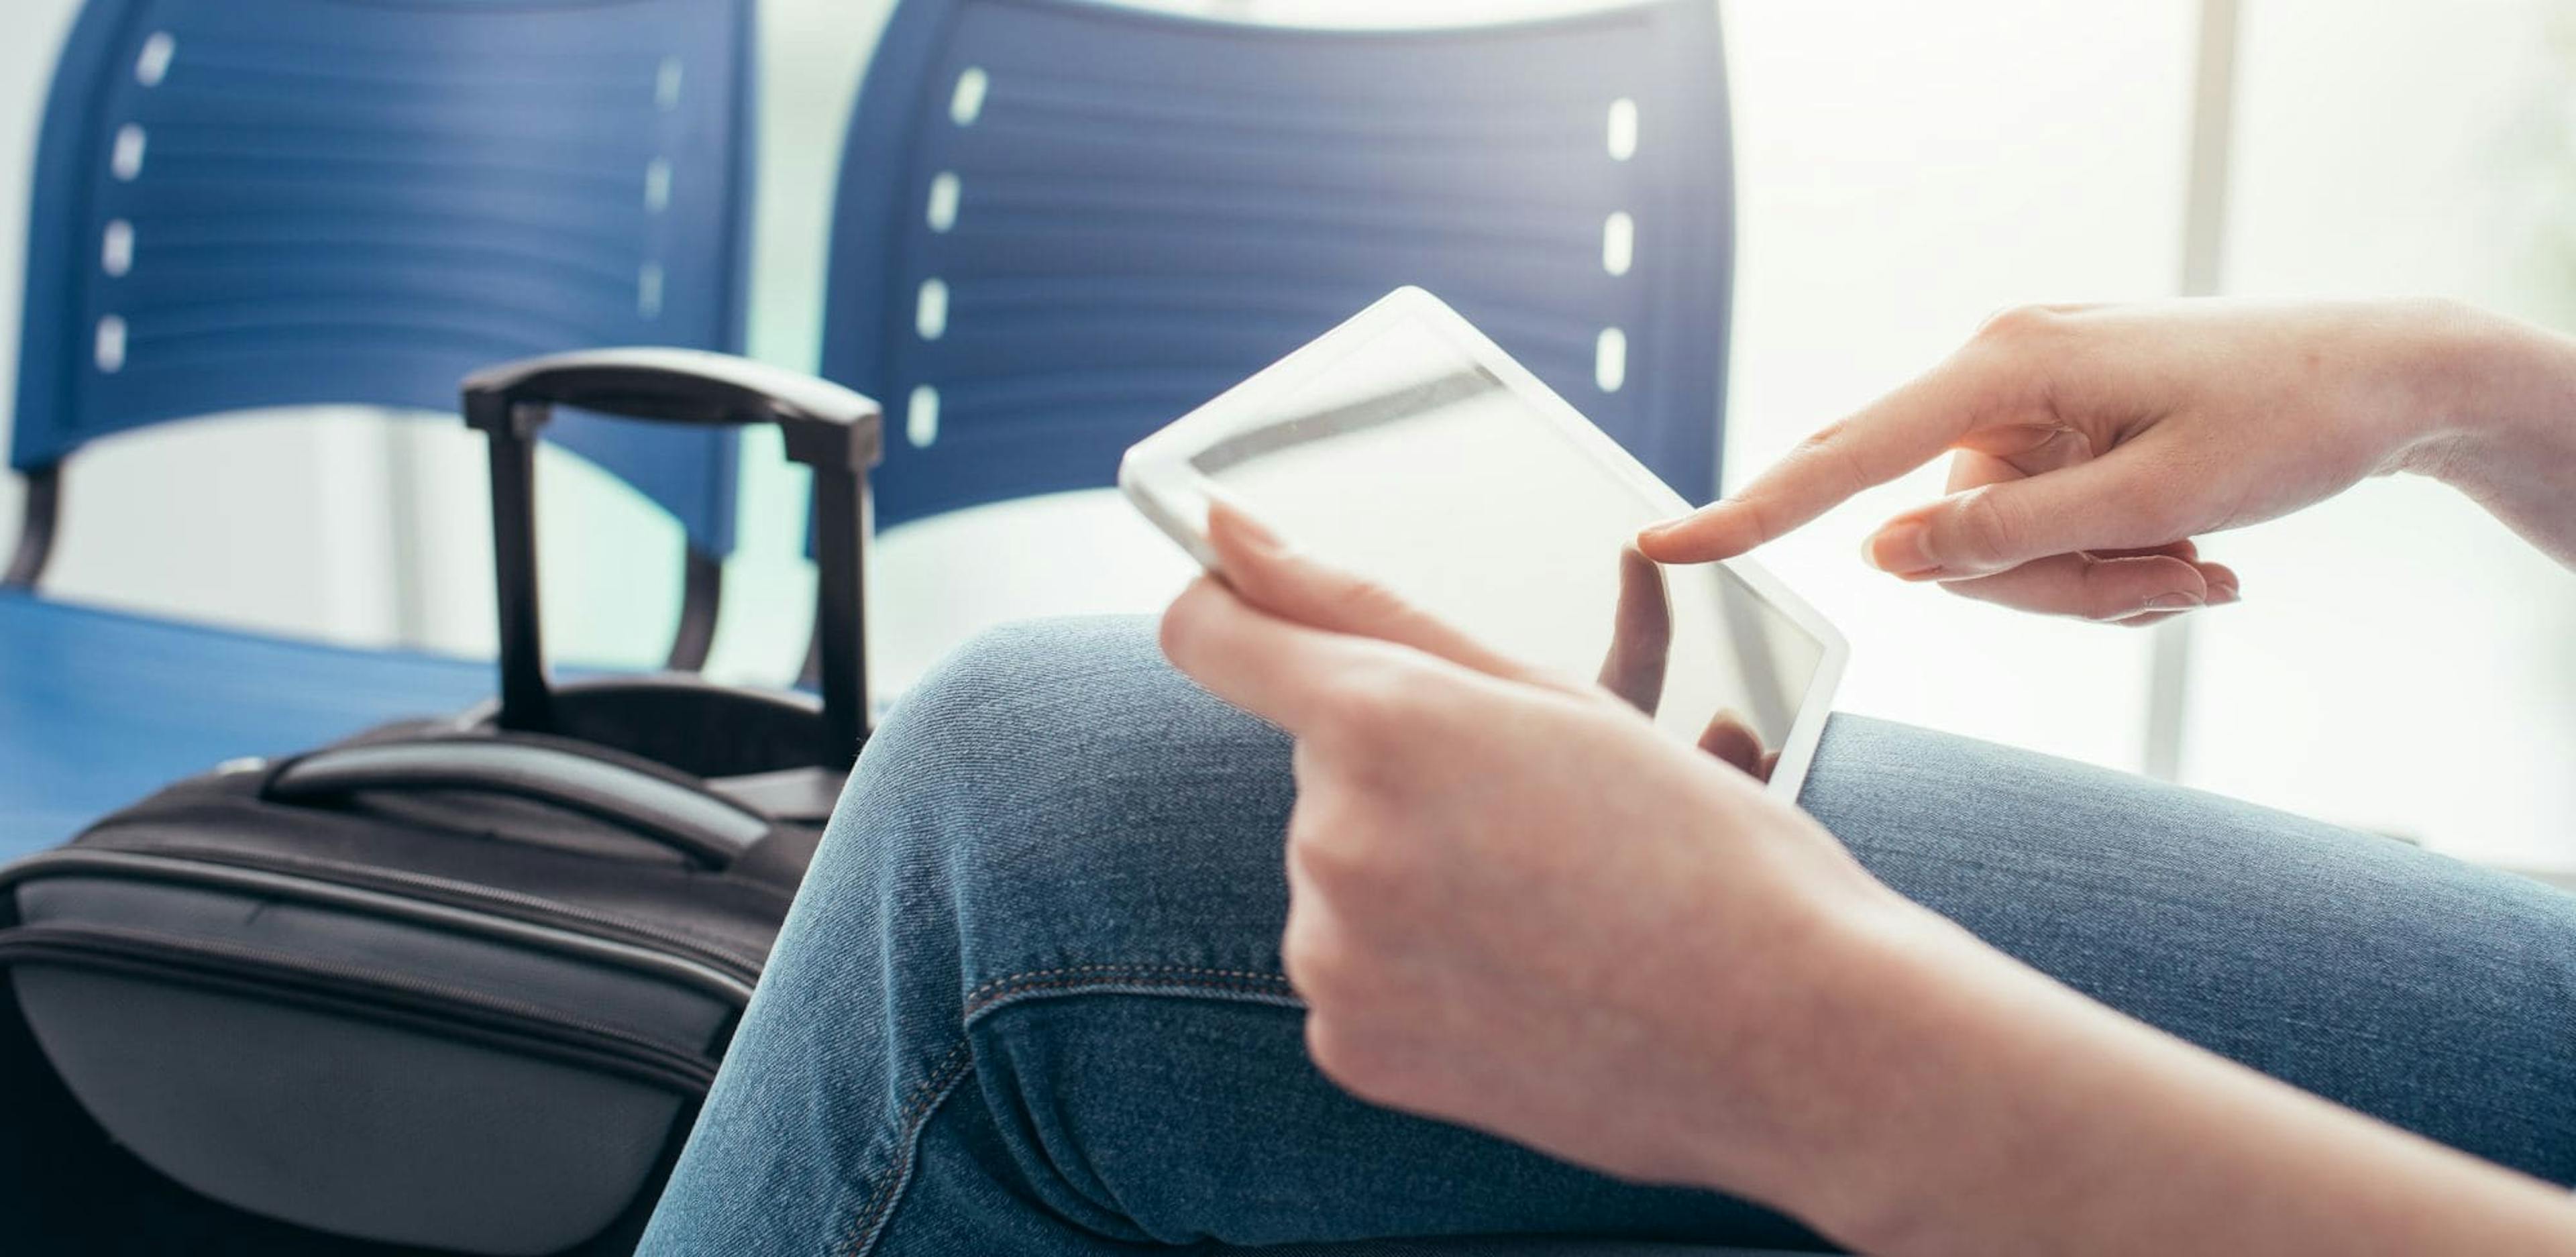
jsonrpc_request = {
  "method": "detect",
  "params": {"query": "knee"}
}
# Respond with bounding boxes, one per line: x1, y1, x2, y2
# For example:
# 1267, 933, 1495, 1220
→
808, 615, 1297, 977
854, 614, 1286, 822
674, 619, 1296, 1244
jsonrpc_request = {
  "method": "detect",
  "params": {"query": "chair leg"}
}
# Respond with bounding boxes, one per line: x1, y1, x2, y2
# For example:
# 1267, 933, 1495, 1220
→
3, 465, 62, 592
663, 544, 722, 672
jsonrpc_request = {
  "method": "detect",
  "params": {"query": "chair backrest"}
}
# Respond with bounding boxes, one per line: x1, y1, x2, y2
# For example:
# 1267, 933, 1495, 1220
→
9, 0, 758, 557
821, 0, 1733, 531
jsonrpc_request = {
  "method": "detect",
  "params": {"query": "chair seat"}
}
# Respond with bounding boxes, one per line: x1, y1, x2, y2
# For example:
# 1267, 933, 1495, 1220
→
0, 592, 499, 860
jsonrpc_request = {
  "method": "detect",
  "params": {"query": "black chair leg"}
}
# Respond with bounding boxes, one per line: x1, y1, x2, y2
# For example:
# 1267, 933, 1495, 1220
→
4, 465, 62, 592
663, 544, 722, 672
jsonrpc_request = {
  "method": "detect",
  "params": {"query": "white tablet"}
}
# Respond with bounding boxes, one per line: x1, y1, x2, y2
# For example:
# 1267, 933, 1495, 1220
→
1120, 287, 1846, 798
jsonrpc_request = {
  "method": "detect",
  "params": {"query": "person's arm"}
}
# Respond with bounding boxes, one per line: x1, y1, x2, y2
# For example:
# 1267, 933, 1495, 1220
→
1163, 504, 2576, 1256
2424, 308, 2576, 569
1637, 298, 2576, 614
1779, 906, 2576, 1257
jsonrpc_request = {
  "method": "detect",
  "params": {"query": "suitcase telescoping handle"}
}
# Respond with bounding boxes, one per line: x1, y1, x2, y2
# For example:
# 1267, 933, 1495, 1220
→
462, 348, 883, 769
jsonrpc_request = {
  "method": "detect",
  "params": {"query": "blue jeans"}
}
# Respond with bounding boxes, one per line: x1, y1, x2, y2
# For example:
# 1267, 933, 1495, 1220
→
641, 618, 2576, 1256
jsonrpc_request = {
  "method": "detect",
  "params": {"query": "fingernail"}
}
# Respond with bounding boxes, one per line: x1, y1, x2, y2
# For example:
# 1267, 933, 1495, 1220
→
1865, 522, 1940, 578
1637, 512, 1694, 543
2143, 591, 2204, 612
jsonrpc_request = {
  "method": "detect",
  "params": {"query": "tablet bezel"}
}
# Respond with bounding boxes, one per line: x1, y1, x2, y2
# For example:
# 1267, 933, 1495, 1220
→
1120, 286, 1847, 800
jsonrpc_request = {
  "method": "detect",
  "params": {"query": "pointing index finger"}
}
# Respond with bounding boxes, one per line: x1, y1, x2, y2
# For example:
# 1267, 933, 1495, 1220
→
1637, 350, 2019, 563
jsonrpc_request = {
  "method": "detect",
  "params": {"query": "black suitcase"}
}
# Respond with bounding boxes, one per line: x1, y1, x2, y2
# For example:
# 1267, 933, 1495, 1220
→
0, 349, 882, 1256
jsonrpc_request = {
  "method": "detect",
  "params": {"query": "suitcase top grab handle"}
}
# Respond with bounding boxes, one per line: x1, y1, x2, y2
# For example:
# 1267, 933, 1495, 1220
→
462, 349, 883, 769
266, 738, 777, 870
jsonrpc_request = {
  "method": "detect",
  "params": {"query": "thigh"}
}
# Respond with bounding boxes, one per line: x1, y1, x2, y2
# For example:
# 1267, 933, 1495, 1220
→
1807, 716, 2576, 1185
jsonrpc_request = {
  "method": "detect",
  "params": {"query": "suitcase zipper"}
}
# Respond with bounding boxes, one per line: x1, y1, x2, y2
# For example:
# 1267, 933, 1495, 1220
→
0, 922, 721, 1095
1, 846, 763, 993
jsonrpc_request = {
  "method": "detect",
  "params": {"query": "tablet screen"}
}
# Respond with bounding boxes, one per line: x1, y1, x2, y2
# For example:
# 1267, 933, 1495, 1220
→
1181, 309, 1828, 768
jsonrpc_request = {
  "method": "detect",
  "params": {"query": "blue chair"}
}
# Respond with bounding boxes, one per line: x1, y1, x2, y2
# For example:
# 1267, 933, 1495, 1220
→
0, 0, 759, 857
820, 0, 1735, 531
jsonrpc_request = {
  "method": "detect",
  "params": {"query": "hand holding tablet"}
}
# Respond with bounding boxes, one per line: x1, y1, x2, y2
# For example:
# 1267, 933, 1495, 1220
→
1122, 287, 1845, 796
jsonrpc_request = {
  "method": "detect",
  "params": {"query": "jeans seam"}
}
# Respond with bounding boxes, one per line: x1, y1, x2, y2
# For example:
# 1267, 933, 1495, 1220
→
961, 963, 1293, 1008
833, 1037, 973, 1257
963, 964, 1298, 1020
834, 968, 1299, 1257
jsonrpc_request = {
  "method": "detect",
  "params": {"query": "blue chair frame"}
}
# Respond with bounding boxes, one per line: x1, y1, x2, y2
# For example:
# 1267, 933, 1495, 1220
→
5, 0, 761, 667
820, 0, 1736, 532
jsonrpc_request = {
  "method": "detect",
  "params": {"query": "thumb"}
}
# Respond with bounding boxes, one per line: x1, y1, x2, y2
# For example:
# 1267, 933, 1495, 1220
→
1867, 452, 2186, 581
1205, 500, 1534, 681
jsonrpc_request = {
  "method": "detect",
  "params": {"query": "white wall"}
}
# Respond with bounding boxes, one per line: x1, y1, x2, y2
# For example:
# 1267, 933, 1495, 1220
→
1719, 0, 2194, 773
2180, 0, 2576, 863
1714, 0, 2576, 863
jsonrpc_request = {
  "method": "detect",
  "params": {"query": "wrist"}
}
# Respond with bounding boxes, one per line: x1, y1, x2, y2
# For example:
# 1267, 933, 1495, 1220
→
2388, 300, 2576, 488
1666, 887, 1985, 1233
1686, 894, 2169, 1254
1768, 907, 2004, 1247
